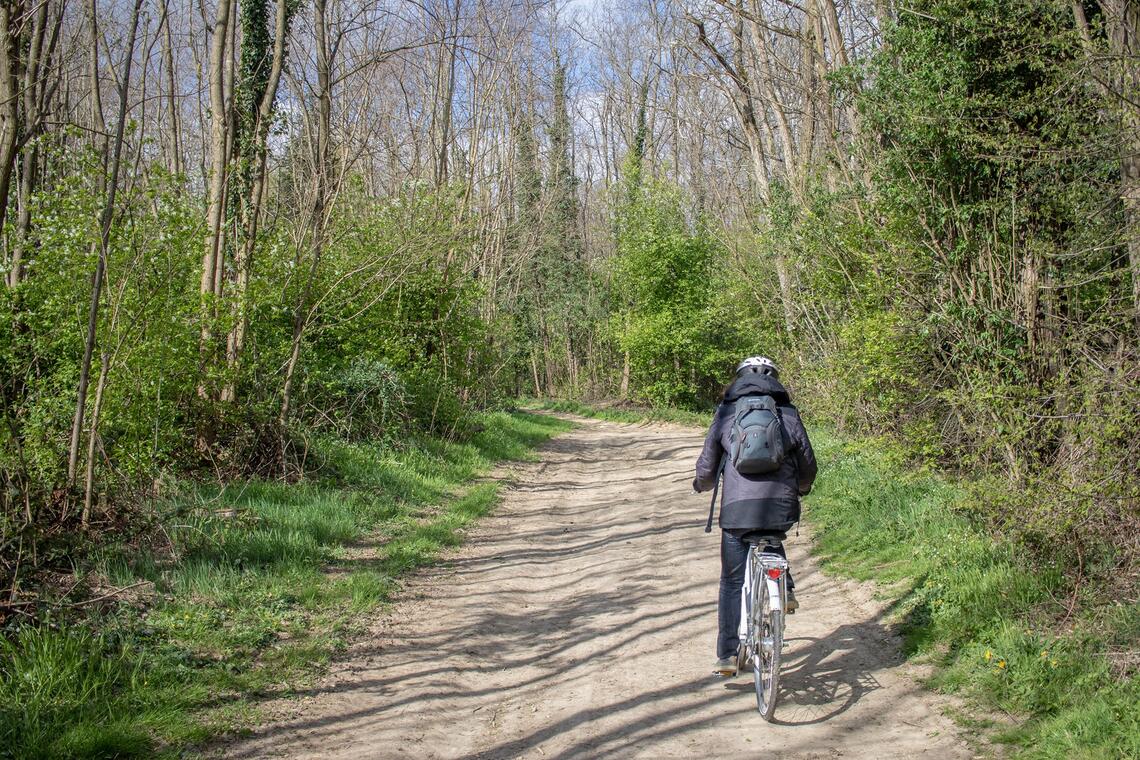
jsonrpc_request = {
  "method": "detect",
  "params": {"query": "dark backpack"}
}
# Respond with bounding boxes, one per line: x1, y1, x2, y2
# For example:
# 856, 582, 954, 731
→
728, 395, 788, 475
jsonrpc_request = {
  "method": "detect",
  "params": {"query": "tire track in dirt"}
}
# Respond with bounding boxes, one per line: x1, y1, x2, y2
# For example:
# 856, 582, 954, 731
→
225, 416, 974, 759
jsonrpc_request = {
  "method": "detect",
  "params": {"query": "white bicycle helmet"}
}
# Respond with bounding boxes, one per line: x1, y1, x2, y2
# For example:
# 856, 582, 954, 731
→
735, 355, 779, 378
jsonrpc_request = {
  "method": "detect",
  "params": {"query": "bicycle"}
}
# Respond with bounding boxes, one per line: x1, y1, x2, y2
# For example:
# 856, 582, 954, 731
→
735, 532, 789, 721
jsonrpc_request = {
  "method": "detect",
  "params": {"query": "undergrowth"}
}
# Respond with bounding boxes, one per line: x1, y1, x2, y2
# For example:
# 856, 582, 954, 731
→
0, 410, 570, 759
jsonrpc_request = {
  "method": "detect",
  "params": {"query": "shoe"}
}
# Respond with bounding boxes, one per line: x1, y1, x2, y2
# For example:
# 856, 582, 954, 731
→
786, 588, 798, 615
713, 657, 737, 677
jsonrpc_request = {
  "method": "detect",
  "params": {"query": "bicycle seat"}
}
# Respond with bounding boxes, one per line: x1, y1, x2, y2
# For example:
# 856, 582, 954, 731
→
741, 529, 787, 546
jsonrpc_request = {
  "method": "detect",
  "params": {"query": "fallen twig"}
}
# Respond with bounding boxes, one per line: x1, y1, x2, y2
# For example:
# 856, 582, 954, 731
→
65, 580, 150, 608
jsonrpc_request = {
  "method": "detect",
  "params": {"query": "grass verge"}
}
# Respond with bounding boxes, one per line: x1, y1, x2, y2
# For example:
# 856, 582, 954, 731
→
807, 430, 1138, 760
0, 410, 570, 759
544, 398, 1137, 758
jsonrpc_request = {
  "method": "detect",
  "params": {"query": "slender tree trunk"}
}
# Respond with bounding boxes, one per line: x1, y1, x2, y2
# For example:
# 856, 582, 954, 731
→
67, 0, 143, 488
281, 0, 332, 426
620, 350, 630, 398
0, 4, 22, 273
160, 0, 183, 175
797, 0, 818, 194
1097, 0, 1140, 335
820, 0, 859, 135
82, 352, 110, 525
7, 0, 51, 287
1115, 3, 1140, 335
87, 0, 107, 169
746, 0, 798, 182
200, 0, 233, 399
10, 142, 35, 286
874, 0, 894, 31
431, 0, 461, 187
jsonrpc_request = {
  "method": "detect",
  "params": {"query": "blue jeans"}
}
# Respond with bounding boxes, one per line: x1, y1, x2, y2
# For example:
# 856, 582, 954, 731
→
716, 529, 793, 660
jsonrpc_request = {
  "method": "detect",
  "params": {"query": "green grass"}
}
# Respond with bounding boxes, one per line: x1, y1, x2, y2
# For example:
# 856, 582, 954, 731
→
806, 429, 1139, 759
0, 410, 570, 759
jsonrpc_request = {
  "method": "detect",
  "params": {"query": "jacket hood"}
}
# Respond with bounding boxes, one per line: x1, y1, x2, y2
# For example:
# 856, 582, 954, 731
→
724, 373, 791, 404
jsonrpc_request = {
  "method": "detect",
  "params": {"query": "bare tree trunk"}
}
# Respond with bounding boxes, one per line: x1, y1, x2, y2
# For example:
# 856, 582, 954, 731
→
81, 352, 110, 525
7, 0, 53, 287
10, 142, 35, 287
67, 0, 144, 488
0, 4, 22, 275
820, 0, 859, 133
200, 0, 233, 399
160, 0, 183, 175
281, 0, 333, 425
620, 350, 630, 398
431, 0, 461, 187
87, 0, 107, 164
691, 11, 795, 335
1098, 0, 1140, 335
746, 0, 797, 182
873, 0, 894, 38
797, 0, 818, 193
1115, 3, 1140, 335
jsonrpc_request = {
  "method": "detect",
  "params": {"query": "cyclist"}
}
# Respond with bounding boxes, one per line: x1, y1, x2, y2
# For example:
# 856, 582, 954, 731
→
692, 356, 817, 677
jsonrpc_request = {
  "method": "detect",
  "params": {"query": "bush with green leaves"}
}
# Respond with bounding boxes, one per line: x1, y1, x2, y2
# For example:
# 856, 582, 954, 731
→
295, 358, 407, 442
1, 153, 200, 543
609, 180, 748, 407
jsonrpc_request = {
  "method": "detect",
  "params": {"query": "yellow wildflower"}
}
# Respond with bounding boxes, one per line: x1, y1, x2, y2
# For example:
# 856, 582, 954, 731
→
984, 650, 993, 661
997, 660, 1007, 669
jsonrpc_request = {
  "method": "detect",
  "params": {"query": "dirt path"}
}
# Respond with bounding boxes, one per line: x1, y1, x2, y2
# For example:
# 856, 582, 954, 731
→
226, 416, 974, 760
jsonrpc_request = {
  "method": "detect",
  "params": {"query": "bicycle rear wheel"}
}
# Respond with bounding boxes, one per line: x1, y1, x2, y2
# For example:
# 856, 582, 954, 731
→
753, 574, 783, 720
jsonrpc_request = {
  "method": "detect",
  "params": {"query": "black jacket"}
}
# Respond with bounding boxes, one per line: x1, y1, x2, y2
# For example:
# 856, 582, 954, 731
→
694, 374, 817, 530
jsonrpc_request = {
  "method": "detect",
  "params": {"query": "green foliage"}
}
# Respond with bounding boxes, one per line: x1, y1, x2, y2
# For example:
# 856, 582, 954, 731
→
297, 358, 406, 442
1, 153, 201, 527
609, 180, 746, 407
858, 0, 1126, 376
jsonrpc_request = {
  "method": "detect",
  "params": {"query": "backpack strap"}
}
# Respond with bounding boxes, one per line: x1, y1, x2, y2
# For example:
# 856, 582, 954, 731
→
703, 453, 728, 533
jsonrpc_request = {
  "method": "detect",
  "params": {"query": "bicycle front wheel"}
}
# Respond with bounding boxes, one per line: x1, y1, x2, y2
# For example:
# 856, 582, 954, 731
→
753, 576, 783, 720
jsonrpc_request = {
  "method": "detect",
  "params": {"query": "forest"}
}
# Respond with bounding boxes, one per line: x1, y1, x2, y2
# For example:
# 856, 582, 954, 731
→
0, 0, 1136, 756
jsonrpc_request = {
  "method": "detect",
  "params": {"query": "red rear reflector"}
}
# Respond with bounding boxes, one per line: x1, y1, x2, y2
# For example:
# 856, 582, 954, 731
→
766, 568, 783, 579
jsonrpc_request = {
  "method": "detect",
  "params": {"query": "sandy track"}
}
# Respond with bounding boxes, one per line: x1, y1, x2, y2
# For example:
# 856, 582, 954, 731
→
225, 416, 973, 760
